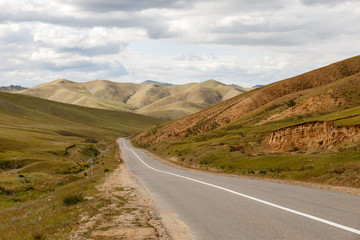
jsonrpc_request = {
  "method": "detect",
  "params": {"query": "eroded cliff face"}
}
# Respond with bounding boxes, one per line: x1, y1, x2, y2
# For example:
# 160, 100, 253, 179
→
262, 122, 360, 152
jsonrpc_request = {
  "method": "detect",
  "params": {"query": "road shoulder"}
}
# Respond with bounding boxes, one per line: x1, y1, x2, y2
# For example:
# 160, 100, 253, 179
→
69, 161, 170, 239
140, 145, 360, 196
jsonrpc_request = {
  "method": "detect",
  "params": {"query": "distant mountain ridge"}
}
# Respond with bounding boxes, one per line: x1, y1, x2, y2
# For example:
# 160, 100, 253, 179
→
0, 85, 27, 92
19, 79, 249, 120
141, 80, 174, 86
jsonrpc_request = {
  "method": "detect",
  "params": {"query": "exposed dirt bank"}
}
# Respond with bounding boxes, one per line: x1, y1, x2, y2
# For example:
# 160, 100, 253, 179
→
262, 121, 360, 152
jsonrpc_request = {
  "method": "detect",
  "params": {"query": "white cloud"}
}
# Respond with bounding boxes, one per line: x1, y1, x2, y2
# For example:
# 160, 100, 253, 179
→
0, 0, 359, 88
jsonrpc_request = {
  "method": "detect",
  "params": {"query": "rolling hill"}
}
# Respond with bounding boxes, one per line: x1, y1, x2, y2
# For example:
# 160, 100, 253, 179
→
0, 91, 163, 239
18, 79, 249, 120
131, 55, 360, 188
0, 91, 162, 138
133, 55, 360, 145
0, 90, 162, 177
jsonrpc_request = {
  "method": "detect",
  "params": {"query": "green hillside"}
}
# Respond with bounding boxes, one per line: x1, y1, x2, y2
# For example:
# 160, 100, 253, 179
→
0, 92, 162, 239
132, 56, 360, 189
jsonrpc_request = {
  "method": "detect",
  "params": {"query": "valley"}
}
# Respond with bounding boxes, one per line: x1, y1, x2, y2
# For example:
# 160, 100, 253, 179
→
1, 55, 360, 239
0, 92, 163, 239
2, 1, 360, 239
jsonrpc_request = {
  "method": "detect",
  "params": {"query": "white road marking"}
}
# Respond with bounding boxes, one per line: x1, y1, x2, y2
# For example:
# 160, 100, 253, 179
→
121, 139, 360, 235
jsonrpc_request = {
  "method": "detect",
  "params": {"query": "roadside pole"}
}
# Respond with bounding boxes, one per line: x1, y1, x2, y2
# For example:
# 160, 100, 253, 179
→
90, 158, 94, 176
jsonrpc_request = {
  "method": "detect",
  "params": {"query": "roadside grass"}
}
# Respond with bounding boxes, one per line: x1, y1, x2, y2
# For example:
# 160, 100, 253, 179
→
0, 141, 119, 239
0, 139, 120, 240
137, 106, 360, 188
149, 138, 360, 188
0, 92, 163, 239
131, 61, 360, 189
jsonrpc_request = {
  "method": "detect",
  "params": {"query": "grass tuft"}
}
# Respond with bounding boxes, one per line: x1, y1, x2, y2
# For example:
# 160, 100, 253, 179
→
63, 193, 84, 206
32, 232, 46, 240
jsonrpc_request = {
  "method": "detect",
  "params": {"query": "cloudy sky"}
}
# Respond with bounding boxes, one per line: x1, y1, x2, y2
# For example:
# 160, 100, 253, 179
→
0, 0, 359, 87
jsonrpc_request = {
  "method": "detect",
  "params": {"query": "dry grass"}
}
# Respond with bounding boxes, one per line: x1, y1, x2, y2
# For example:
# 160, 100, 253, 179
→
133, 55, 360, 145
19, 79, 248, 120
0, 92, 163, 239
131, 55, 360, 189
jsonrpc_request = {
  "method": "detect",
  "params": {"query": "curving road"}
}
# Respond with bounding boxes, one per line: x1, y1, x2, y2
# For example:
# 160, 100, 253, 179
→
118, 138, 360, 240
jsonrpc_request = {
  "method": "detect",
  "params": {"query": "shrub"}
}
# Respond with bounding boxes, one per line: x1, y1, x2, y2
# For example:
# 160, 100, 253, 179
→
24, 186, 35, 191
259, 170, 267, 174
333, 167, 346, 174
32, 232, 46, 240
81, 146, 100, 157
0, 186, 12, 195
286, 99, 296, 107
84, 138, 98, 143
290, 147, 299, 152
63, 193, 83, 206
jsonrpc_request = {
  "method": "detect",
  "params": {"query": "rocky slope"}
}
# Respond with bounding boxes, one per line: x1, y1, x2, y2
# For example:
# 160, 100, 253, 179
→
262, 121, 360, 152
0, 85, 27, 92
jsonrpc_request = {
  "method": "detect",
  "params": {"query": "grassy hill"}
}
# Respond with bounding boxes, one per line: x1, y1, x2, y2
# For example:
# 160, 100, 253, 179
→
19, 79, 249, 120
0, 92, 162, 239
132, 55, 360, 189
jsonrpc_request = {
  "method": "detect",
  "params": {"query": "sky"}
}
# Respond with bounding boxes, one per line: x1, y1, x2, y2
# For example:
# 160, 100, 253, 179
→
0, 0, 359, 88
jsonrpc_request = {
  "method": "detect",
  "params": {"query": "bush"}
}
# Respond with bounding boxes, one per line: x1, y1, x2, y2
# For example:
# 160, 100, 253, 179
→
0, 186, 12, 195
259, 170, 267, 174
286, 99, 296, 107
290, 147, 299, 152
32, 232, 46, 240
63, 193, 83, 206
81, 146, 100, 157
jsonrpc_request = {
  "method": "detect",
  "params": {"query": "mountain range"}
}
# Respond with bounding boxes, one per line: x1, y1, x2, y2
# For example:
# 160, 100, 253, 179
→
141, 80, 174, 86
0, 85, 27, 92
19, 79, 249, 120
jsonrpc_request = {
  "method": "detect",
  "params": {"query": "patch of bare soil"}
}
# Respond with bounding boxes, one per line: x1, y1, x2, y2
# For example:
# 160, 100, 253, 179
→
68, 163, 170, 240
262, 121, 360, 152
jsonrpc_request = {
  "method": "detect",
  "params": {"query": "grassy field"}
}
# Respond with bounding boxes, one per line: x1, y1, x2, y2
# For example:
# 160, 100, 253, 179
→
134, 105, 360, 189
0, 92, 163, 239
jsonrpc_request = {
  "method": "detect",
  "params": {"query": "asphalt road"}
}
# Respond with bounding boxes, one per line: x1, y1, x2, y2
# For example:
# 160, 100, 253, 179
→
118, 138, 360, 240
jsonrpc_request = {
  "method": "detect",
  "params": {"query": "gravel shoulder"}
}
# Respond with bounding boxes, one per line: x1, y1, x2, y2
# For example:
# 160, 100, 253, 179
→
69, 140, 194, 240
68, 162, 170, 240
